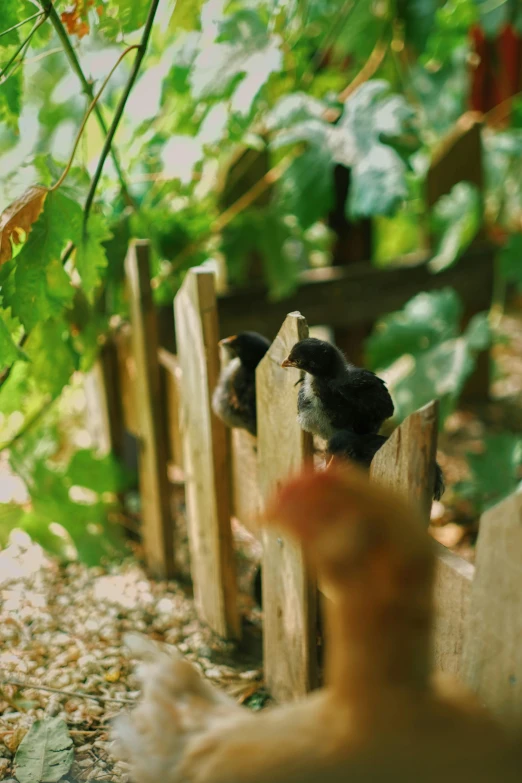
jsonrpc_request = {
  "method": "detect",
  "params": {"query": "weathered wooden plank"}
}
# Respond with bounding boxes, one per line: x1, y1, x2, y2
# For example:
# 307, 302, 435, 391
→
174, 268, 240, 639
230, 429, 260, 533
463, 492, 522, 727
158, 245, 494, 353
84, 341, 123, 457
370, 400, 439, 525
125, 240, 174, 579
115, 325, 139, 437
158, 348, 184, 472
432, 542, 474, 678
427, 113, 483, 209
257, 311, 317, 701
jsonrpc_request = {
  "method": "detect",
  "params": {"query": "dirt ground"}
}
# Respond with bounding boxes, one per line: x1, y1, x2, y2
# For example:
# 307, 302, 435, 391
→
1, 311, 521, 782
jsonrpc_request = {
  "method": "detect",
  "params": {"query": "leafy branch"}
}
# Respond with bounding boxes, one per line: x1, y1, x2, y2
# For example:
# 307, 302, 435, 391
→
0, 7, 50, 80
82, 0, 162, 231
42, 1, 136, 209
0, 11, 44, 41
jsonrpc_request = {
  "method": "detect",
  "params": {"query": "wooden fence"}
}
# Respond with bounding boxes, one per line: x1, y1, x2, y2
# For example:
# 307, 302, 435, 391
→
89, 241, 521, 730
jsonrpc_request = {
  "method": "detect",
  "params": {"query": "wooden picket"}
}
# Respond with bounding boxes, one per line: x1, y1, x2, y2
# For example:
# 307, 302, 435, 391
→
125, 240, 173, 579
462, 492, 522, 727
256, 311, 318, 701
174, 267, 240, 639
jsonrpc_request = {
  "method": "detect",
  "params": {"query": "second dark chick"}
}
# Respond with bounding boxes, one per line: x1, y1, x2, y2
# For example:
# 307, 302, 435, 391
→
282, 338, 394, 440
327, 430, 445, 501
212, 331, 271, 437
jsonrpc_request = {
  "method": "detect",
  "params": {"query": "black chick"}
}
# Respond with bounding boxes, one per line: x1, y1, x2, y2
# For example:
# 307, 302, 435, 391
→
212, 331, 270, 437
281, 338, 394, 440
327, 430, 445, 501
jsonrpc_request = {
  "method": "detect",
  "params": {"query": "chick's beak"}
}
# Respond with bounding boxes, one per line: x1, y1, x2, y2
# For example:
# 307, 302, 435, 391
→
219, 335, 237, 347
281, 357, 298, 368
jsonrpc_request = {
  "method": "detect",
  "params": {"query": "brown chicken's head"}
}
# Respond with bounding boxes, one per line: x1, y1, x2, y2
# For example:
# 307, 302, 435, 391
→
261, 463, 434, 599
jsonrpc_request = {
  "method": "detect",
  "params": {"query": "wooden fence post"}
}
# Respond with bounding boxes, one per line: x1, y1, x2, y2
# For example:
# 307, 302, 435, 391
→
174, 268, 240, 639
432, 542, 474, 678
256, 311, 318, 701
369, 401, 474, 679
125, 240, 174, 579
462, 493, 522, 727
370, 400, 439, 524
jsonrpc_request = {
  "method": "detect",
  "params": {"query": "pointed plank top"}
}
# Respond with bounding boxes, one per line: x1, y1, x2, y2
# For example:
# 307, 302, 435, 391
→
370, 400, 439, 524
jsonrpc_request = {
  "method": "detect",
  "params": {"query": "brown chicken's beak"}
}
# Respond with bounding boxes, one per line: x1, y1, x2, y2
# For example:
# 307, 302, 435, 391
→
219, 335, 237, 347
281, 357, 298, 368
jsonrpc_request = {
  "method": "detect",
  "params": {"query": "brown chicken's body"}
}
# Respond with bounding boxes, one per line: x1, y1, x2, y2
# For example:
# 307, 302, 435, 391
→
113, 465, 518, 783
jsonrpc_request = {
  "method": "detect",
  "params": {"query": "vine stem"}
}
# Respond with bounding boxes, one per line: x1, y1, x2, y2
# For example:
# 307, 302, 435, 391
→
42, 1, 136, 209
83, 0, 162, 231
50, 46, 140, 192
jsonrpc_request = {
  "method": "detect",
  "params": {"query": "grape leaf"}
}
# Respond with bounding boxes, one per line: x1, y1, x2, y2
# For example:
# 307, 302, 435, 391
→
429, 182, 481, 273
0, 186, 47, 266
366, 288, 462, 370
366, 288, 490, 423
499, 233, 522, 290
105, 0, 149, 33
0, 306, 25, 370
0, 0, 20, 47
67, 449, 134, 494
0, 67, 23, 132
75, 214, 113, 301
10, 192, 82, 330
397, 0, 438, 54
339, 80, 418, 218
169, 0, 204, 31
271, 117, 353, 228
189, 18, 283, 116
14, 717, 74, 783
24, 318, 78, 397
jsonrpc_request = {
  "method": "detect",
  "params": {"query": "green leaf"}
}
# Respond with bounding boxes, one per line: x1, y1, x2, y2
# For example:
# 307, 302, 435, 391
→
366, 288, 489, 423
17, 510, 72, 561
75, 214, 113, 301
169, 0, 204, 31
0, 68, 22, 131
14, 717, 74, 783
397, 0, 438, 54
340, 81, 419, 218
0, 503, 25, 546
106, 0, 149, 34
455, 434, 522, 513
0, 0, 20, 47
9, 192, 81, 330
189, 14, 283, 116
429, 182, 481, 273
277, 147, 335, 229
0, 306, 25, 370
67, 449, 134, 494
499, 234, 522, 290
24, 318, 78, 398
366, 288, 462, 370
473, 0, 515, 37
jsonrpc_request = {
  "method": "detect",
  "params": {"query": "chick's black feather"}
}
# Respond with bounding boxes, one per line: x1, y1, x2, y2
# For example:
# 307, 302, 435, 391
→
284, 338, 394, 440
212, 332, 270, 437
327, 430, 445, 501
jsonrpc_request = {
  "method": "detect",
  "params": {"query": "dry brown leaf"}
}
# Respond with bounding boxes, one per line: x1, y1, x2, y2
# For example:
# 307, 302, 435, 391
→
0, 186, 48, 266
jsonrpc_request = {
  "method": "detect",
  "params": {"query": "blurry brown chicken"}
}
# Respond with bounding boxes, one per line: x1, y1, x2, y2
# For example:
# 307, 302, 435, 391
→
113, 465, 516, 783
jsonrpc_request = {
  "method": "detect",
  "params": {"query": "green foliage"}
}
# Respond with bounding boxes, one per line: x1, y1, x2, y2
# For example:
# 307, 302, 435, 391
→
75, 213, 113, 301
454, 434, 522, 514
429, 182, 481, 273
366, 289, 491, 422
499, 234, 522, 290
7, 192, 81, 330
0, 0, 518, 565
